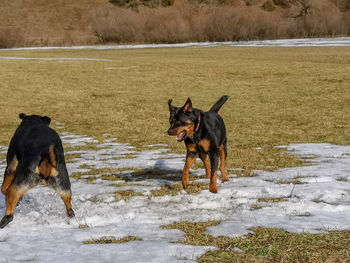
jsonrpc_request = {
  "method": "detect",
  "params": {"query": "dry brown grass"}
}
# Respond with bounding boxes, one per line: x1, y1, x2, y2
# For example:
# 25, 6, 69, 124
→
83, 235, 141, 244
163, 221, 350, 262
151, 181, 208, 196
115, 190, 143, 200
0, 46, 349, 172
257, 197, 287, 202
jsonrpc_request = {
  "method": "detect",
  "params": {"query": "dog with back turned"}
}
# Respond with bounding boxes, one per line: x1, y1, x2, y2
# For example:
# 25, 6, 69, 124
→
0, 113, 74, 228
167, 96, 229, 193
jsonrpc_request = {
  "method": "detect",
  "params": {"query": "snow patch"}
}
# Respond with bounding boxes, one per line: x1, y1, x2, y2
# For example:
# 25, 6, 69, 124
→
0, 132, 350, 261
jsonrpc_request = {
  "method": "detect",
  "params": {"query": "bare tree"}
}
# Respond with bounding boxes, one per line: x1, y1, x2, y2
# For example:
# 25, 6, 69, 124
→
295, 0, 311, 16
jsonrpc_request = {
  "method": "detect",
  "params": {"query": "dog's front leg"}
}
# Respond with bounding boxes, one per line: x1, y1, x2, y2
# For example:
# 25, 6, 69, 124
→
208, 151, 219, 193
182, 152, 196, 189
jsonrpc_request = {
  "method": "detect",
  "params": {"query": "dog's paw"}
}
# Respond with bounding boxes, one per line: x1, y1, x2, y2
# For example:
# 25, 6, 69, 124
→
182, 181, 189, 189
0, 215, 13, 229
67, 209, 75, 218
222, 176, 229, 183
209, 183, 218, 193
182, 176, 190, 189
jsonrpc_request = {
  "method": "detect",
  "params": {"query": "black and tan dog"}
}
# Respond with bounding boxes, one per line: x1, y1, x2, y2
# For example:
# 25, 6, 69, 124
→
167, 96, 229, 193
0, 114, 74, 228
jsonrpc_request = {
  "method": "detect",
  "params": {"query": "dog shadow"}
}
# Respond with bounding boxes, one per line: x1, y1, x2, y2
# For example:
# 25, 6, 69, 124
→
124, 159, 183, 183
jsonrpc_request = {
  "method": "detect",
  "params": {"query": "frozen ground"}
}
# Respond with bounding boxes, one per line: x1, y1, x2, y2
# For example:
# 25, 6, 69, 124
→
0, 128, 350, 262
1, 37, 350, 53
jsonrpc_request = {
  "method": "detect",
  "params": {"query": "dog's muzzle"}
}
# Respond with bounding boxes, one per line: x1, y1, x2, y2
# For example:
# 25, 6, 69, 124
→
167, 128, 175, 136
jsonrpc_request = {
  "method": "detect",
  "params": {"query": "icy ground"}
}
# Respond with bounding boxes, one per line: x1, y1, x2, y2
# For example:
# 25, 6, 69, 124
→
0, 128, 350, 262
2, 37, 350, 52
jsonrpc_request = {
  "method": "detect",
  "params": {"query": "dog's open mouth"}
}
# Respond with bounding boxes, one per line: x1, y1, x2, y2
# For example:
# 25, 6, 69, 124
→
176, 130, 187, 142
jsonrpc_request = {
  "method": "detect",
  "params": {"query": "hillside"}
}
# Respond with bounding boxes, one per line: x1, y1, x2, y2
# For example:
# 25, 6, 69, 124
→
0, 0, 349, 47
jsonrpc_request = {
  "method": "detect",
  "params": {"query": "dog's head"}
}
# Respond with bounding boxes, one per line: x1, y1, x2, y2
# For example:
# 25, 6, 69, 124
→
167, 98, 198, 142
19, 113, 51, 126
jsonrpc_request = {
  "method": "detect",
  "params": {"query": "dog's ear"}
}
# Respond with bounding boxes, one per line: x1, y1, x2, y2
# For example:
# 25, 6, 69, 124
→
168, 99, 174, 112
183, 98, 192, 112
19, 113, 26, 120
41, 116, 51, 125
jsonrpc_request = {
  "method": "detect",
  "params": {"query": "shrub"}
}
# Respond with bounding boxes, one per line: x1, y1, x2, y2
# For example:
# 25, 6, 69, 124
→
109, 0, 174, 8
261, 0, 276, 11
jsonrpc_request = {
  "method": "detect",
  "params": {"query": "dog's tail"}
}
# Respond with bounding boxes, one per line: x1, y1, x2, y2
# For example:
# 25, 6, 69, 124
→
209, 95, 229, 113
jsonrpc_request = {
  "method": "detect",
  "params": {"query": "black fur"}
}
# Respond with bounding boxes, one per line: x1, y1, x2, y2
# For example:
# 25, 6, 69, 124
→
0, 114, 74, 228
167, 96, 229, 193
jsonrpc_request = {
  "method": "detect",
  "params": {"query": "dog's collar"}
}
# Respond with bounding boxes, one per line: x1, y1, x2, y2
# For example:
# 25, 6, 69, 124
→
195, 115, 201, 132
190, 115, 201, 141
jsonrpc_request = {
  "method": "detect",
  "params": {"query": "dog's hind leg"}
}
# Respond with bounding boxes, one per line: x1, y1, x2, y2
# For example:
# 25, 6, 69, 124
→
46, 146, 74, 218
0, 184, 27, 228
0, 162, 39, 228
58, 189, 74, 218
1, 156, 18, 195
219, 143, 229, 183
45, 176, 74, 218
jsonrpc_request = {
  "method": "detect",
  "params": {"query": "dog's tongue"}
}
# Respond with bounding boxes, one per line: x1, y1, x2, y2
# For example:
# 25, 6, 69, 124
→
176, 131, 185, 141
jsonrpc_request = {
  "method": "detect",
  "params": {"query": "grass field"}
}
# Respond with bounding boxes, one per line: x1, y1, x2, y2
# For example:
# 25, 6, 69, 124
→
0, 46, 350, 262
1, 46, 349, 171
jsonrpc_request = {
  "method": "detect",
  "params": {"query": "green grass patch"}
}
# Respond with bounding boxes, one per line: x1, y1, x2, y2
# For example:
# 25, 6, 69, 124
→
71, 167, 131, 181
63, 142, 99, 153
0, 152, 6, 160
151, 184, 183, 196
115, 190, 143, 201
83, 236, 141, 244
276, 180, 303, 185
101, 174, 123, 181
70, 172, 84, 180
151, 181, 208, 196
250, 204, 264, 211
337, 177, 348, 182
86, 176, 97, 184
64, 153, 82, 163
112, 182, 137, 187
163, 221, 350, 262
258, 197, 287, 203
234, 170, 258, 178
88, 197, 99, 203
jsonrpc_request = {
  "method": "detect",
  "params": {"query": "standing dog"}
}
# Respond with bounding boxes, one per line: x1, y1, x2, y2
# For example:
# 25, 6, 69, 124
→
0, 114, 74, 228
167, 96, 229, 193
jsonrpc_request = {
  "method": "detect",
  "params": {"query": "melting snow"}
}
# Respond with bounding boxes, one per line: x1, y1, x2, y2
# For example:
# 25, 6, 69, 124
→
0, 131, 350, 262
1, 37, 350, 53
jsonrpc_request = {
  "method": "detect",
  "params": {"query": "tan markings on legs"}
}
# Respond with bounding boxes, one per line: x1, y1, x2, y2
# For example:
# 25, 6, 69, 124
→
36, 159, 58, 178
1, 173, 14, 195
199, 154, 211, 179
199, 139, 211, 152
49, 145, 57, 167
1, 157, 18, 195
186, 143, 197, 153
182, 155, 196, 189
58, 190, 73, 217
219, 145, 229, 183
8, 157, 18, 172
49, 145, 58, 176
209, 171, 218, 193
5, 185, 28, 216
